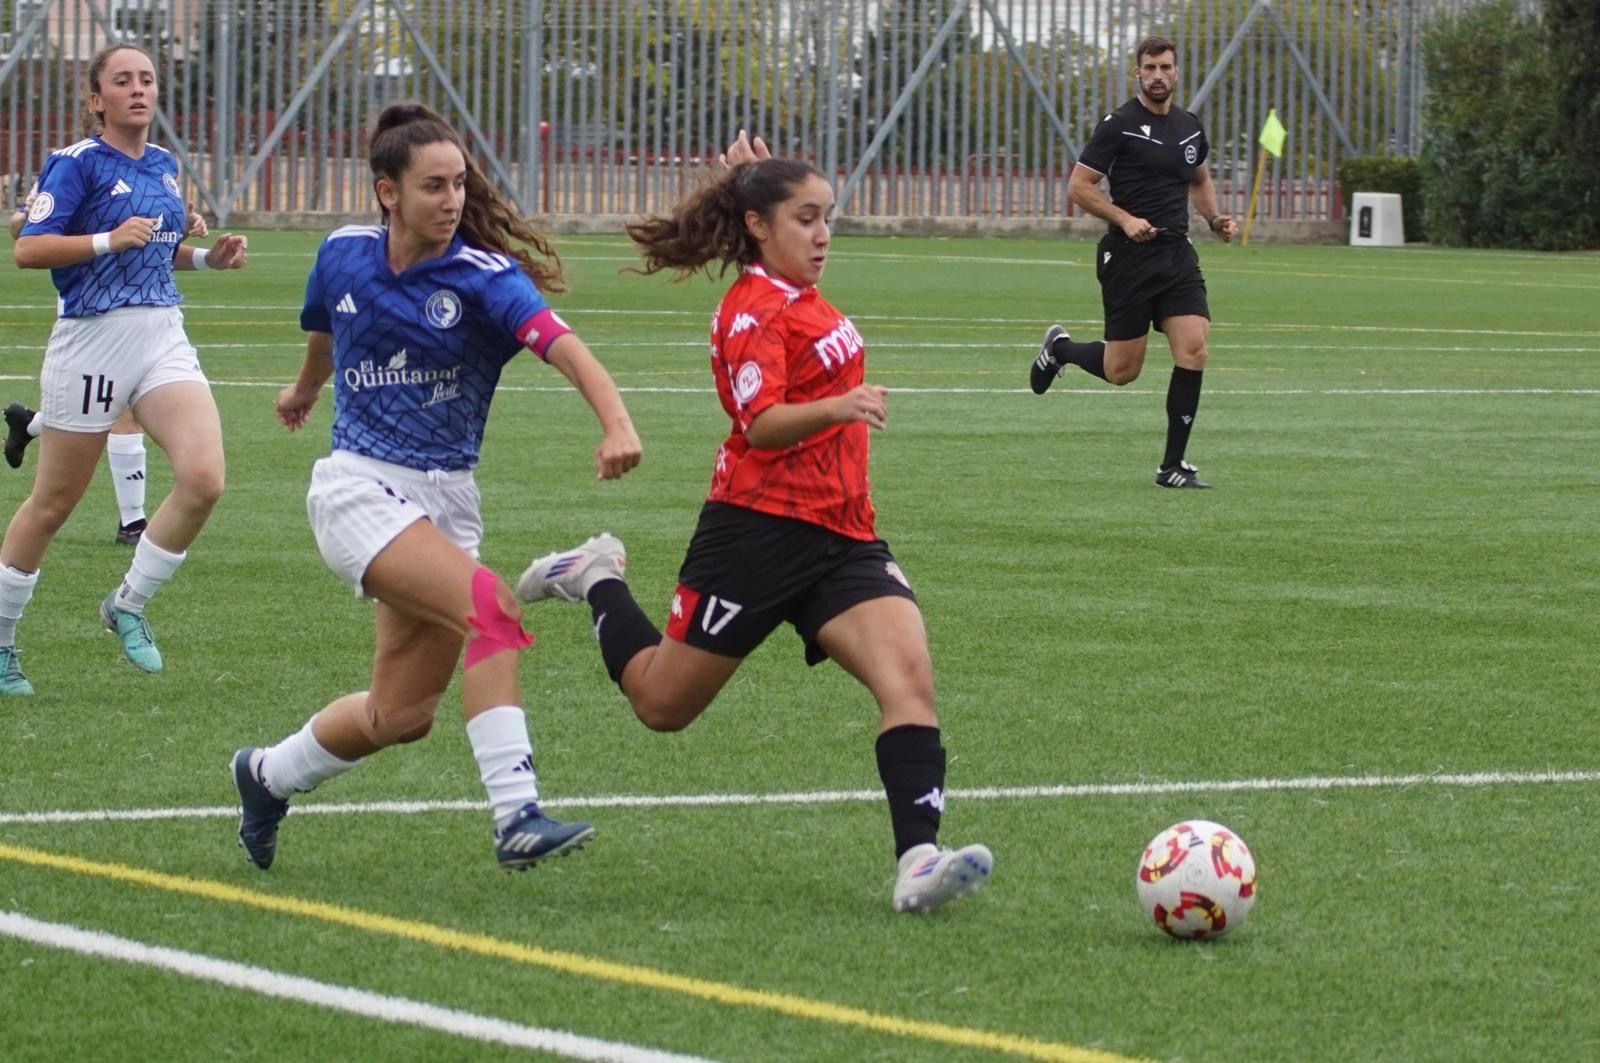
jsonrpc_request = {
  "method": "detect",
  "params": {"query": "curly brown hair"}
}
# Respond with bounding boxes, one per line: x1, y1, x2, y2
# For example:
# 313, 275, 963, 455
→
626, 158, 823, 281
369, 101, 565, 293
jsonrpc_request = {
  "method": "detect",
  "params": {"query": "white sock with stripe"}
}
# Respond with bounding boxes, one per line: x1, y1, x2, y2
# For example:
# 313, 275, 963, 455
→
113, 535, 185, 615
105, 432, 148, 526
466, 706, 540, 830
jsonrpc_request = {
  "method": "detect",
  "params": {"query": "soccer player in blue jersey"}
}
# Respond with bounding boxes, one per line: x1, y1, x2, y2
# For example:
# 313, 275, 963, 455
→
230, 101, 642, 873
9, 184, 210, 545
0, 43, 247, 696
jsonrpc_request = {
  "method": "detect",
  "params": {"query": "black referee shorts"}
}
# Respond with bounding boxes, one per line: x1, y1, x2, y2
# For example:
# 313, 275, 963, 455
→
1097, 232, 1210, 341
664, 502, 918, 666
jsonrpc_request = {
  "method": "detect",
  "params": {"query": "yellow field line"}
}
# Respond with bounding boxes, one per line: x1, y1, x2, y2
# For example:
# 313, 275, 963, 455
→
0, 841, 1139, 1063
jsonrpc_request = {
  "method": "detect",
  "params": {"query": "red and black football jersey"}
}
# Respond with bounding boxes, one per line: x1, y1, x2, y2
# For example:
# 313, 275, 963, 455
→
705, 265, 875, 540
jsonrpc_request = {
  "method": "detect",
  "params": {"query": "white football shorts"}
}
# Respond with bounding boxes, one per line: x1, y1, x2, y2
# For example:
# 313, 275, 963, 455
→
307, 449, 484, 596
40, 305, 207, 431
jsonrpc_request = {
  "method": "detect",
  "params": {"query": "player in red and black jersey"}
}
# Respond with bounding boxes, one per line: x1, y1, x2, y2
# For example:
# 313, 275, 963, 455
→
517, 143, 992, 914
1029, 35, 1238, 489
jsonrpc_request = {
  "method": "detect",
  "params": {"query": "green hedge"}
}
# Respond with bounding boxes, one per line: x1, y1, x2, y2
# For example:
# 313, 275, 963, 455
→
1419, 0, 1597, 250
1337, 157, 1425, 242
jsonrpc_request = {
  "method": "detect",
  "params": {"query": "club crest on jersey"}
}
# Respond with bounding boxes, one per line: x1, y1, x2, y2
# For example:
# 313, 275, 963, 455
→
163, 174, 180, 196
1184, 144, 1198, 164
26, 192, 54, 223
425, 289, 463, 329
733, 362, 763, 404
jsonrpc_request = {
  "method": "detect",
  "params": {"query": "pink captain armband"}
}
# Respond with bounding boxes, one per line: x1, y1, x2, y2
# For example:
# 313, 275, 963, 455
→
515, 308, 573, 360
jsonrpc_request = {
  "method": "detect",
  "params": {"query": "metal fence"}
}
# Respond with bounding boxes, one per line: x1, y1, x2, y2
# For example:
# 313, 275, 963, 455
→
1, 0, 1492, 227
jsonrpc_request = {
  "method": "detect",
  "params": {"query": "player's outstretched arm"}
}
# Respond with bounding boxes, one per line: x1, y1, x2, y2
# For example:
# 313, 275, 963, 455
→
544, 333, 643, 481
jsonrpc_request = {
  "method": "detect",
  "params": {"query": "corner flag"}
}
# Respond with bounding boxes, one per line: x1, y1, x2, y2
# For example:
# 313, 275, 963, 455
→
1258, 108, 1287, 158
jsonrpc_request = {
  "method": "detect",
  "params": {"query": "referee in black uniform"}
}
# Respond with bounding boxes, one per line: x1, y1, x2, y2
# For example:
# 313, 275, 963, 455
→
1030, 35, 1237, 489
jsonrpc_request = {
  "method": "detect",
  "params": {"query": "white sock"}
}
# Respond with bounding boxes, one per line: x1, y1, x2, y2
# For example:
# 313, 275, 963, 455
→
259, 720, 359, 799
466, 705, 540, 828
26, 412, 41, 438
113, 535, 185, 615
0, 565, 39, 647
105, 432, 148, 526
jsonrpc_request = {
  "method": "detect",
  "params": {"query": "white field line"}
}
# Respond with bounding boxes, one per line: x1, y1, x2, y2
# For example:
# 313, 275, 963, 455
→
0, 372, 1592, 399
3, 304, 1599, 339
3, 341, 1599, 354
0, 911, 717, 1063
2, 769, 1595, 828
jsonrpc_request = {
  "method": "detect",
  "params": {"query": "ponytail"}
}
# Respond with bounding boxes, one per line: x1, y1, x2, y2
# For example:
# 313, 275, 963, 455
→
627, 158, 823, 280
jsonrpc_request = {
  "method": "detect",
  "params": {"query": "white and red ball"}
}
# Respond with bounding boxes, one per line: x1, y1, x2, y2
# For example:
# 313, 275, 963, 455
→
1135, 820, 1257, 940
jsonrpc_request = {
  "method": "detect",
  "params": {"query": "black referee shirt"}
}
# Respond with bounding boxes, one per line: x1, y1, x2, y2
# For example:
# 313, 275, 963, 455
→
1075, 97, 1210, 235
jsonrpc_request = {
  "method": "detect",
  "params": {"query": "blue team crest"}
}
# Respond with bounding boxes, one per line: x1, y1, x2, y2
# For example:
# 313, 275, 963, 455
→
163, 174, 180, 196
425, 289, 463, 329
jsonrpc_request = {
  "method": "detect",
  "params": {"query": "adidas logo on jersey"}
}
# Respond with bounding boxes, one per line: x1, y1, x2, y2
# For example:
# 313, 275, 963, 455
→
336, 293, 358, 314
109, 179, 132, 197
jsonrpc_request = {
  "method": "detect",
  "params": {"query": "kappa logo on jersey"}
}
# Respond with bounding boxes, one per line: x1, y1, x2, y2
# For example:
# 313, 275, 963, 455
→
727, 312, 759, 337
336, 292, 358, 314
26, 192, 53, 222
425, 289, 463, 329
733, 362, 763, 404
813, 316, 865, 372
163, 174, 180, 196
109, 179, 132, 197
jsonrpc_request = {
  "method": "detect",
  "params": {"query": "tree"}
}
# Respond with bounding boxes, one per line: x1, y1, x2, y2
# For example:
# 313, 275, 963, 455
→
1420, 0, 1593, 249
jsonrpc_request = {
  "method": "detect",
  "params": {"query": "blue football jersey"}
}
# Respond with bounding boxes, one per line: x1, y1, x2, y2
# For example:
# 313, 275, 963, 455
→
18, 136, 184, 318
302, 226, 570, 471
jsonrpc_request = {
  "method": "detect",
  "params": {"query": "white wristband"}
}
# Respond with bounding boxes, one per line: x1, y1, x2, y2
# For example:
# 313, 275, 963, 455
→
191, 248, 210, 270
91, 232, 113, 256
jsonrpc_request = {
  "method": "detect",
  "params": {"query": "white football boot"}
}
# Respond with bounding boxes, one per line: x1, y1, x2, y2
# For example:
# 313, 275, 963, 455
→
892, 842, 993, 913
516, 533, 627, 603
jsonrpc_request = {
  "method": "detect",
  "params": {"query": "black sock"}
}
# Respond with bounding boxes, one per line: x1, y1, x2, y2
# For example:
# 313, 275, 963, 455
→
1051, 336, 1108, 381
1163, 366, 1204, 468
875, 724, 946, 858
586, 579, 662, 686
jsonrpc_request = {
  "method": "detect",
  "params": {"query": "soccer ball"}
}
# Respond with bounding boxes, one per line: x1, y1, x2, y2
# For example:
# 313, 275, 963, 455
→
1135, 820, 1257, 940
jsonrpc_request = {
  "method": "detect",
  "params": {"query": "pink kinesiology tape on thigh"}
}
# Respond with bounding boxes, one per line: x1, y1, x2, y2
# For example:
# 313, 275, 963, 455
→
465, 566, 534, 668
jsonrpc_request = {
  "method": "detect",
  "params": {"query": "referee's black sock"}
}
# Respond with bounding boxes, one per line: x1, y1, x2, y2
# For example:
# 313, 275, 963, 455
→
1163, 366, 1204, 468
1051, 335, 1109, 381
586, 579, 663, 687
876, 724, 946, 858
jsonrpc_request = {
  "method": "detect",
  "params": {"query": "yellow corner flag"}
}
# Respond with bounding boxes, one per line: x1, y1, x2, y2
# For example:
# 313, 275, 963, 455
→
1258, 108, 1287, 158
